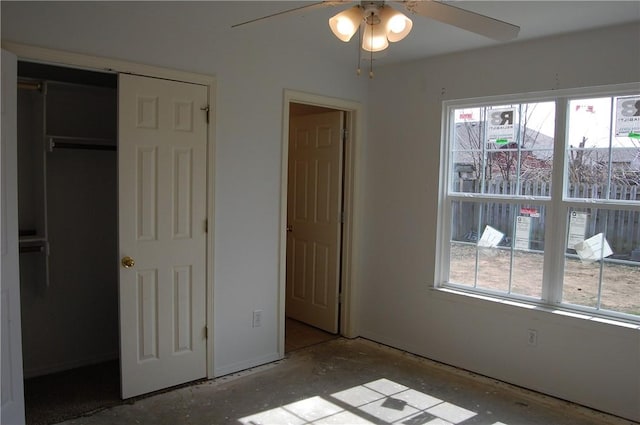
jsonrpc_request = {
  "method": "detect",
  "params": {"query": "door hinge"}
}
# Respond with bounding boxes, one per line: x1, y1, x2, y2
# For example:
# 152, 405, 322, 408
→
204, 326, 208, 339
201, 105, 210, 124
342, 128, 349, 142
340, 211, 345, 223
204, 219, 208, 233
338, 293, 344, 304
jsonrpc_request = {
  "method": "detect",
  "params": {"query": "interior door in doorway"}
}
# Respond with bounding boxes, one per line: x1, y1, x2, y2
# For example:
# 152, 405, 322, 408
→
1, 48, 26, 425
118, 74, 208, 399
286, 110, 343, 334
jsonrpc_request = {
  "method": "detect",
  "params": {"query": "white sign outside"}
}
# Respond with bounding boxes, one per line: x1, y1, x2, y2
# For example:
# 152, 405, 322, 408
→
615, 96, 640, 138
487, 107, 516, 145
568, 211, 588, 249
515, 216, 532, 250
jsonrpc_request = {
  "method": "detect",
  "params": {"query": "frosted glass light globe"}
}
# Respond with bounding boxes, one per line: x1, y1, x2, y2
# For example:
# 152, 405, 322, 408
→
337, 18, 355, 36
388, 15, 407, 34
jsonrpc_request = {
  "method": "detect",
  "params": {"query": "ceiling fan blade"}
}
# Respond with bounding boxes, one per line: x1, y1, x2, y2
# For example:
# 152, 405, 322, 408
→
232, 1, 349, 28
404, 0, 520, 41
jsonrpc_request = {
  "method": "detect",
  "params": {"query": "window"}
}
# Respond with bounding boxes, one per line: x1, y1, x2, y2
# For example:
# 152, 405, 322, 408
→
439, 85, 640, 322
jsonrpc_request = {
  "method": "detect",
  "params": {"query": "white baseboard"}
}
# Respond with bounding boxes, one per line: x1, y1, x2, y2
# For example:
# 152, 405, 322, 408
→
213, 352, 282, 378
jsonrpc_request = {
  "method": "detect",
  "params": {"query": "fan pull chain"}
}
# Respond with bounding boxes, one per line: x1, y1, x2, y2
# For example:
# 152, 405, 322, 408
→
369, 49, 374, 79
369, 15, 374, 79
356, 24, 362, 76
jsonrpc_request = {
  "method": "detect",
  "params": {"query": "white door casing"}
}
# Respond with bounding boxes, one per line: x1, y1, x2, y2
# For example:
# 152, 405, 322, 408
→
286, 111, 343, 333
1, 49, 26, 425
119, 74, 208, 398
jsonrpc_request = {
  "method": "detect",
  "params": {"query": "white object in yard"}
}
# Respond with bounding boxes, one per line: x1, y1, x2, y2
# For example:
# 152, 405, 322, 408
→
478, 225, 504, 248
574, 233, 613, 262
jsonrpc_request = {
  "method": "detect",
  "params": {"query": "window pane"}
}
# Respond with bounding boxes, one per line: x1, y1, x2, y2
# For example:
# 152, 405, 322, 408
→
449, 201, 544, 298
563, 255, 600, 309
601, 261, 640, 315
565, 96, 640, 200
511, 204, 545, 298
449, 199, 480, 286
449, 242, 476, 285
511, 250, 544, 298
566, 98, 612, 197
451, 103, 554, 197
519, 102, 555, 191
610, 95, 640, 195
451, 108, 483, 193
563, 207, 640, 315
476, 246, 511, 293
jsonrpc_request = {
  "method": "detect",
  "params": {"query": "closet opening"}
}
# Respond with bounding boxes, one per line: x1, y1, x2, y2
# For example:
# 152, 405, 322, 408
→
17, 61, 119, 425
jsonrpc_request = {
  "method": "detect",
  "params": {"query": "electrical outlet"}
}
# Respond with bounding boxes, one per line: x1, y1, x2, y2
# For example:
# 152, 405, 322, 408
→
252, 310, 263, 328
527, 329, 538, 346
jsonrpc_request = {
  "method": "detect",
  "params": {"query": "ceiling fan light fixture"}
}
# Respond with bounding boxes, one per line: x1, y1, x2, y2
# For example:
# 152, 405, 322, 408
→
328, 6, 362, 42
380, 7, 412, 43
362, 20, 389, 52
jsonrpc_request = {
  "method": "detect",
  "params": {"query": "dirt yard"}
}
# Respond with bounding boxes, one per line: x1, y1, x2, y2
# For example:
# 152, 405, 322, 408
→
450, 244, 640, 316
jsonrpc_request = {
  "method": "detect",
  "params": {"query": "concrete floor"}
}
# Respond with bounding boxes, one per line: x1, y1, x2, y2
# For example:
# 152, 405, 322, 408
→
285, 318, 338, 353
57, 338, 632, 425
25, 360, 120, 425
24, 319, 336, 425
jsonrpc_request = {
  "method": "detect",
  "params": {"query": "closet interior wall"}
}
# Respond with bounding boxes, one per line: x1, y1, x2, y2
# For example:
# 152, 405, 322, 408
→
17, 63, 119, 378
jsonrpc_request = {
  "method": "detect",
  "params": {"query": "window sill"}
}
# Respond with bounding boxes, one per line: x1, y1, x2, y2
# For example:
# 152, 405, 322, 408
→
430, 286, 640, 330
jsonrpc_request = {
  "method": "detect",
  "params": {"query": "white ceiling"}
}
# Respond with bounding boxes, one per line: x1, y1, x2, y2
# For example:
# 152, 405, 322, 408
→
222, 1, 640, 66
2, 1, 638, 73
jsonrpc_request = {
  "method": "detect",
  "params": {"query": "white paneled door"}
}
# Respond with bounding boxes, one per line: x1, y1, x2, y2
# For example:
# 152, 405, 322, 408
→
286, 111, 343, 333
118, 74, 208, 399
1, 49, 26, 425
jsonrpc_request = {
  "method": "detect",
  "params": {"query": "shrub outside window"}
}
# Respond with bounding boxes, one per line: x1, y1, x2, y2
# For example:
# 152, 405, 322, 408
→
439, 85, 640, 322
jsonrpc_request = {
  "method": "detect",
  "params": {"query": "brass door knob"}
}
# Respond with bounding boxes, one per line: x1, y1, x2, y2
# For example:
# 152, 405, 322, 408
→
121, 256, 135, 268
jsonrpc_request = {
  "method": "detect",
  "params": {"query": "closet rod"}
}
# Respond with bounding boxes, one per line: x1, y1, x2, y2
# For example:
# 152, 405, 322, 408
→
20, 245, 45, 254
48, 136, 117, 152
44, 79, 117, 91
18, 80, 43, 91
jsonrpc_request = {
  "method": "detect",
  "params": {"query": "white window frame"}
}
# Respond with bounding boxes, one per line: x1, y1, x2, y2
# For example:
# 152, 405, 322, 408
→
436, 82, 640, 324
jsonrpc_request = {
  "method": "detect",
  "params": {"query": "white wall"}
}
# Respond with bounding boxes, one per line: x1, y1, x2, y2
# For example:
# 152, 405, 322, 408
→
0, 1, 368, 377
361, 23, 640, 421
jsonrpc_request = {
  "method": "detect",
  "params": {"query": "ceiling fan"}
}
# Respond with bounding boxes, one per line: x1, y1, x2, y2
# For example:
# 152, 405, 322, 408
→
233, 1, 520, 76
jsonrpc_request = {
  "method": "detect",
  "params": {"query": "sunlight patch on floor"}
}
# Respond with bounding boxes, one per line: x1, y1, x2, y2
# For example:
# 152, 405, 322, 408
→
239, 377, 506, 425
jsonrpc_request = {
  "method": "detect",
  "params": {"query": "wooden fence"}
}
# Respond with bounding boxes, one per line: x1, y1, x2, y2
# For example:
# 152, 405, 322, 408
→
452, 180, 640, 259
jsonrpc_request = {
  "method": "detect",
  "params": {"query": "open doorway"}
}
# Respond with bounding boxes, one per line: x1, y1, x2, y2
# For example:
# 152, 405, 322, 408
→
284, 102, 349, 353
17, 61, 119, 424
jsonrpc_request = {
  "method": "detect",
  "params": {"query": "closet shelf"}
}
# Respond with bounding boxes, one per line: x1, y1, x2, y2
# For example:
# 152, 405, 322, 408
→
19, 236, 47, 243
20, 245, 46, 254
47, 135, 117, 152
19, 238, 48, 255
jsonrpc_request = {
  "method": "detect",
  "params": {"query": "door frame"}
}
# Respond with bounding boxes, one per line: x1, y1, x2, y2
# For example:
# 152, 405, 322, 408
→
279, 90, 362, 355
1, 48, 26, 425
1, 41, 217, 380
